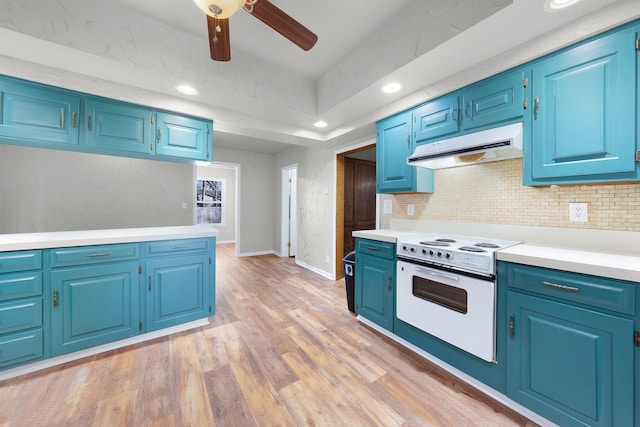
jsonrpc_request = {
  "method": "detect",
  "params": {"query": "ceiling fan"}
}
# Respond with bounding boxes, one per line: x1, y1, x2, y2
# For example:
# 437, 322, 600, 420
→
192, 0, 318, 61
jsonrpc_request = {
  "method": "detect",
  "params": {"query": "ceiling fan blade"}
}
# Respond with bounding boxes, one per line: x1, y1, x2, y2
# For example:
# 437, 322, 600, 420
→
247, 0, 318, 51
207, 16, 231, 61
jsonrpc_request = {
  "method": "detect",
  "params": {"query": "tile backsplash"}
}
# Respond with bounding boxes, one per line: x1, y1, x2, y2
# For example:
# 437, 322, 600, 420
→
392, 159, 640, 232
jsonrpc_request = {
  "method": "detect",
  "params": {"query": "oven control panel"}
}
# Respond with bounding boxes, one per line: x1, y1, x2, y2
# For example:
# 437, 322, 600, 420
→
398, 243, 492, 274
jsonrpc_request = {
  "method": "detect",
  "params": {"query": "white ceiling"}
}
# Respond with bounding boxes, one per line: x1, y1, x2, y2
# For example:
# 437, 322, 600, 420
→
0, 0, 638, 154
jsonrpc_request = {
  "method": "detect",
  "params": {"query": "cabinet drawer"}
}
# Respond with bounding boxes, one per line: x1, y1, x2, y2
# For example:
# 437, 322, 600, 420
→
50, 243, 140, 267
0, 328, 44, 369
356, 239, 395, 259
505, 263, 635, 315
145, 239, 210, 256
0, 250, 42, 273
0, 297, 42, 334
0, 271, 42, 301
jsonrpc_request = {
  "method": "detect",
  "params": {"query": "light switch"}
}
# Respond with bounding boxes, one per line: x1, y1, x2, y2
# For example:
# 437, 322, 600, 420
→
383, 199, 393, 214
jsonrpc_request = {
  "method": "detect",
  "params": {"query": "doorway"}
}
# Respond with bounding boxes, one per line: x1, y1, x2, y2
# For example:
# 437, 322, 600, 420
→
335, 143, 376, 279
281, 164, 298, 257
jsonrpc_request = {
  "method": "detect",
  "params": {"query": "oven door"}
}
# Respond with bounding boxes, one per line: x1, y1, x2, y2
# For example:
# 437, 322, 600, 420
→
396, 259, 496, 362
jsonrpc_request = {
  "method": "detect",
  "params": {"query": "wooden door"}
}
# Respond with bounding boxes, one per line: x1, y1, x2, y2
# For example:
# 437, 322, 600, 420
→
343, 157, 376, 255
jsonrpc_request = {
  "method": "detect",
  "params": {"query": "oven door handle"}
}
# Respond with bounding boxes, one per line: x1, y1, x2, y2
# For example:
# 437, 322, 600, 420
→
415, 266, 460, 282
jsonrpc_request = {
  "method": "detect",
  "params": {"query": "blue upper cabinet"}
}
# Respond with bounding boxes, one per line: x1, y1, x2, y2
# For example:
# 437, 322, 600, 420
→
462, 69, 527, 132
156, 113, 211, 161
525, 25, 638, 185
0, 79, 80, 146
84, 98, 154, 155
413, 94, 459, 145
376, 111, 434, 193
0, 74, 213, 163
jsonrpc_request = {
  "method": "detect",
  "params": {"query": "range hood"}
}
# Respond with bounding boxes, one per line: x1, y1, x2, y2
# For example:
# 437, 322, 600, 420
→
407, 122, 523, 169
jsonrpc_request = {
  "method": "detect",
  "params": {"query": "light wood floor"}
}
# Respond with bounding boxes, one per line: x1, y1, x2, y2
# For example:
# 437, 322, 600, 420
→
0, 243, 538, 426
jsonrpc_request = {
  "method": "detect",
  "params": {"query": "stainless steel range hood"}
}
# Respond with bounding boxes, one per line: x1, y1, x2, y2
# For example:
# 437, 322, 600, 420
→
407, 122, 523, 169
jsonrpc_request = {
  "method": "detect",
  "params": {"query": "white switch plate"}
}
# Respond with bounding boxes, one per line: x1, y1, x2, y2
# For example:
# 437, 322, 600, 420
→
407, 204, 415, 216
182, 202, 188, 209
569, 202, 588, 222
383, 199, 393, 214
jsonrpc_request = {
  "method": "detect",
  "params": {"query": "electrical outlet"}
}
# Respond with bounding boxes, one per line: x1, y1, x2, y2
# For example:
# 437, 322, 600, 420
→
569, 202, 588, 222
182, 202, 188, 209
325, 255, 330, 264
407, 204, 415, 216
383, 199, 393, 214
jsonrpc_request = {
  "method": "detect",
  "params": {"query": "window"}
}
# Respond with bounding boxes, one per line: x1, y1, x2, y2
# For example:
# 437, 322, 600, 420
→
196, 179, 223, 224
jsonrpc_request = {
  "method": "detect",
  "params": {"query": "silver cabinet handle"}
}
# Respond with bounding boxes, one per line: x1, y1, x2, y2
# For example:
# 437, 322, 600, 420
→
171, 245, 189, 249
71, 112, 77, 128
87, 115, 92, 131
86, 252, 111, 258
534, 94, 540, 116
60, 108, 65, 128
543, 281, 579, 292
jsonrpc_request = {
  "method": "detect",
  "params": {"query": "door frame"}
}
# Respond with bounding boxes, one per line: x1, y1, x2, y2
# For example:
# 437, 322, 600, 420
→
333, 139, 376, 279
280, 163, 298, 257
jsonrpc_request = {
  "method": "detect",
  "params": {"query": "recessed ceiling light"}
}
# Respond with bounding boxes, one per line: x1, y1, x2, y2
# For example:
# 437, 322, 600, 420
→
382, 83, 401, 94
544, 0, 581, 12
314, 120, 328, 128
175, 84, 199, 95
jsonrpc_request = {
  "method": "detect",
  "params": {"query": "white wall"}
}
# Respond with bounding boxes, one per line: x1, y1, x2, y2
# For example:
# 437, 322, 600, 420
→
195, 163, 237, 243
212, 146, 275, 255
0, 144, 193, 233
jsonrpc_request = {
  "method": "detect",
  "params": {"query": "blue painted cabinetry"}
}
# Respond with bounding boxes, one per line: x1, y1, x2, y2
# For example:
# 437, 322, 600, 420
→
413, 94, 459, 145
84, 98, 154, 155
376, 112, 434, 193
0, 236, 217, 371
0, 250, 45, 369
461, 69, 528, 132
0, 74, 213, 163
49, 244, 141, 356
501, 262, 636, 427
144, 239, 214, 331
0, 79, 80, 146
525, 25, 639, 185
156, 113, 211, 161
354, 238, 395, 331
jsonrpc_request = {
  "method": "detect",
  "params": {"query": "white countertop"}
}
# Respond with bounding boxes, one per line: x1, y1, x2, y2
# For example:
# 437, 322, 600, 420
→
354, 227, 640, 283
352, 229, 420, 243
0, 225, 220, 252
497, 244, 640, 282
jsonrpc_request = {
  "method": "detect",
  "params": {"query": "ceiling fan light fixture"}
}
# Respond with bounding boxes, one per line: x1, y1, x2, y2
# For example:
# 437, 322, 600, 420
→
193, 0, 245, 19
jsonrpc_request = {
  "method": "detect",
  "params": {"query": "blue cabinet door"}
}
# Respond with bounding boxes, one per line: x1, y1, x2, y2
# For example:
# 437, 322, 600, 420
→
155, 113, 211, 161
0, 79, 80, 146
84, 98, 154, 154
507, 291, 633, 427
413, 94, 459, 145
462, 69, 527, 131
50, 262, 140, 356
376, 112, 413, 192
527, 26, 637, 184
146, 254, 208, 331
355, 252, 394, 331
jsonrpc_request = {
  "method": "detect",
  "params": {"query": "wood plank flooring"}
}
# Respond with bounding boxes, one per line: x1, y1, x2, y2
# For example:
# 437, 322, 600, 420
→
0, 243, 538, 426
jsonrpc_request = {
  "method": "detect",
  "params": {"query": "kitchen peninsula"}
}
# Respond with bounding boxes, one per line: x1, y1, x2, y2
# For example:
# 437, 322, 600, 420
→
0, 225, 218, 380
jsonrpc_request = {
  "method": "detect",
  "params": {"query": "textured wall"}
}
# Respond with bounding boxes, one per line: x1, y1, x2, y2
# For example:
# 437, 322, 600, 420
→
0, 144, 193, 233
392, 159, 640, 232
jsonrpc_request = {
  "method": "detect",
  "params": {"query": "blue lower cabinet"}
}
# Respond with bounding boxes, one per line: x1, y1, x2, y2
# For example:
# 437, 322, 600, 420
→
50, 262, 140, 356
145, 254, 209, 331
355, 239, 395, 331
507, 291, 634, 427
0, 329, 44, 369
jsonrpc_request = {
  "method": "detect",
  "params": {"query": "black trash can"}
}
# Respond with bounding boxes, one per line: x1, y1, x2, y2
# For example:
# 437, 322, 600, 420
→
342, 251, 356, 312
